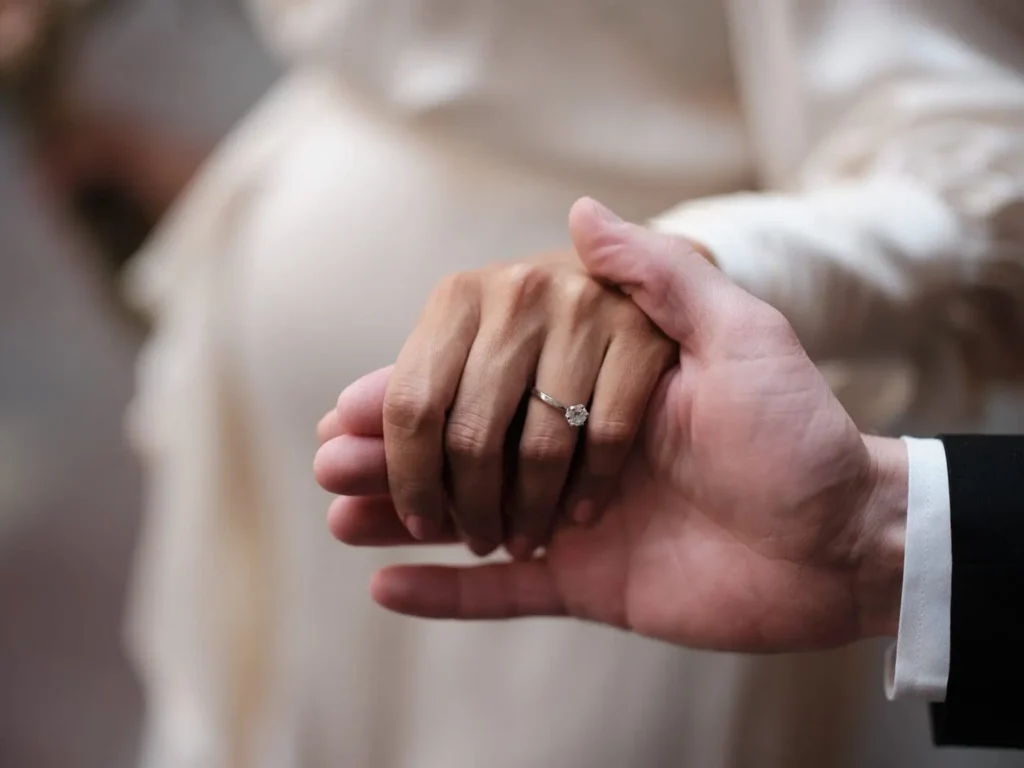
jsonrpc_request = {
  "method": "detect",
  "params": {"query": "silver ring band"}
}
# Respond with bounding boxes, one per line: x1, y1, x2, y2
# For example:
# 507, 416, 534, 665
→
531, 388, 589, 428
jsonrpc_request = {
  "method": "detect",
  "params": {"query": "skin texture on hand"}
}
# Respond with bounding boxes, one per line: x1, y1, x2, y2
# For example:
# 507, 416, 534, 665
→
377, 247, 674, 559
315, 198, 909, 653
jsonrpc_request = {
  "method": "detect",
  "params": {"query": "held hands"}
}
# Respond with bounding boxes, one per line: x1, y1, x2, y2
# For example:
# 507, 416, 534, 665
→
371, 245, 675, 559
315, 199, 908, 653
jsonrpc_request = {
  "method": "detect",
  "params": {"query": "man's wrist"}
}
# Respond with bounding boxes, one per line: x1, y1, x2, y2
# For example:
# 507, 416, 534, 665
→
854, 436, 908, 640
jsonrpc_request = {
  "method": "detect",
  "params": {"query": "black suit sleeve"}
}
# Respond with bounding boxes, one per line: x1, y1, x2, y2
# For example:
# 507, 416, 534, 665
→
930, 435, 1024, 749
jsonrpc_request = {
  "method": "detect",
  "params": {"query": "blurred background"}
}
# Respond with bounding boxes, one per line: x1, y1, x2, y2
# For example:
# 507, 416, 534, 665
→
0, 1, 275, 765
1, 2, 1023, 768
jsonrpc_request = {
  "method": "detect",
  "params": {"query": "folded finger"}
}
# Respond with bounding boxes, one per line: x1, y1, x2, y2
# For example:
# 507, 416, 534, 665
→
564, 334, 673, 525
385, 287, 479, 540
509, 325, 605, 558
444, 319, 542, 556
317, 409, 343, 444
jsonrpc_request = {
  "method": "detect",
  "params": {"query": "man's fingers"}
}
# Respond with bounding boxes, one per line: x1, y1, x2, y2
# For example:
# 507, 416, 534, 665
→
327, 495, 459, 546
370, 561, 567, 620
569, 197, 730, 350
317, 409, 343, 444
336, 365, 393, 438
314, 435, 388, 496
319, 366, 392, 449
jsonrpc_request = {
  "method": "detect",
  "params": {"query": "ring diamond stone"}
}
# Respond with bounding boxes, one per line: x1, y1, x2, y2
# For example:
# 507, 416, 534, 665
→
564, 403, 590, 428
531, 388, 589, 428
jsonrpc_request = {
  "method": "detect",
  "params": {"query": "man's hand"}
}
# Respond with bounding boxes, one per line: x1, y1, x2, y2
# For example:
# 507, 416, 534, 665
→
315, 199, 908, 653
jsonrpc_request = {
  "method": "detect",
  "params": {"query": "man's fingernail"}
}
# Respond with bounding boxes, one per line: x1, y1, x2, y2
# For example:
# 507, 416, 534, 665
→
572, 501, 595, 525
589, 198, 623, 225
406, 517, 431, 541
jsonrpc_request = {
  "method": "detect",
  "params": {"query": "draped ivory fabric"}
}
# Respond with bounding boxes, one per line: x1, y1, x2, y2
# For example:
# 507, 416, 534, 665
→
125, 2, 1024, 766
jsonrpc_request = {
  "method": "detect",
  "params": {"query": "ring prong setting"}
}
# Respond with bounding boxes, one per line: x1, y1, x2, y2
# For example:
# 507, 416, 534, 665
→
565, 404, 589, 428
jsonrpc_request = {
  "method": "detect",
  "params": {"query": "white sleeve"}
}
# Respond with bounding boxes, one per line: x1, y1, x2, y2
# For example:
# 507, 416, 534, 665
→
885, 437, 952, 701
654, 4, 1024, 428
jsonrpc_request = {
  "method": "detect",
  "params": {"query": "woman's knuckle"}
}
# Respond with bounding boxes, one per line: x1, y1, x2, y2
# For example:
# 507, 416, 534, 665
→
519, 429, 575, 466
588, 416, 634, 453
433, 270, 475, 301
445, 410, 500, 462
561, 276, 604, 319
383, 377, 439, 432
501, 263, 550, 310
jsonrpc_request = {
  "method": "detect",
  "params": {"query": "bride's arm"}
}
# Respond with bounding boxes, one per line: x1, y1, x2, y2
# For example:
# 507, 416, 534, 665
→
654, 3, 1024, 427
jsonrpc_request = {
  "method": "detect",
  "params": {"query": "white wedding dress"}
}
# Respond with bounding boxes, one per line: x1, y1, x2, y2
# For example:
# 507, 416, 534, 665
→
125, 1, 1024, 766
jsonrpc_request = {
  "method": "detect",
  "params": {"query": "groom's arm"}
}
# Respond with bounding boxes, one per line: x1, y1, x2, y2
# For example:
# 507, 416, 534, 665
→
929, 436, 1024, 749
888, 435, 1024, 749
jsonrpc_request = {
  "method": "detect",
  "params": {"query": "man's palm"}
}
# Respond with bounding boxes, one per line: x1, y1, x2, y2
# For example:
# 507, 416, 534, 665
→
543, 316, 869, 651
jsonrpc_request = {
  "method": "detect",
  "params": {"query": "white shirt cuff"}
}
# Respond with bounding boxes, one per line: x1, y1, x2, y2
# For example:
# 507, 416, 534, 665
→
885, 437, 952, 701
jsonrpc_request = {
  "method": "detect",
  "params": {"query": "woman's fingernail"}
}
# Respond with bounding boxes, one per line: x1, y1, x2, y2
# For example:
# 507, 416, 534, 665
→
572, 501, 595, 525
510, 535, 535, 560
470, 539, 497, 558
406, 516, 431, 541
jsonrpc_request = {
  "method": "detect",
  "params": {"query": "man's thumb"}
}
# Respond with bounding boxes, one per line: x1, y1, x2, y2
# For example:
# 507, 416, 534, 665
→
569, 197, 723, 346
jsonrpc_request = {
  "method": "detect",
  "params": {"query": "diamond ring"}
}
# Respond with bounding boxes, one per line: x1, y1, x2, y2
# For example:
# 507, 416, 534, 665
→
531, 388, 589, 428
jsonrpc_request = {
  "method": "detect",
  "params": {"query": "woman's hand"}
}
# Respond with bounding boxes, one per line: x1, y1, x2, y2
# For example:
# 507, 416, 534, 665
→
368, 249, 675, 559
315, 200, 907, 653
